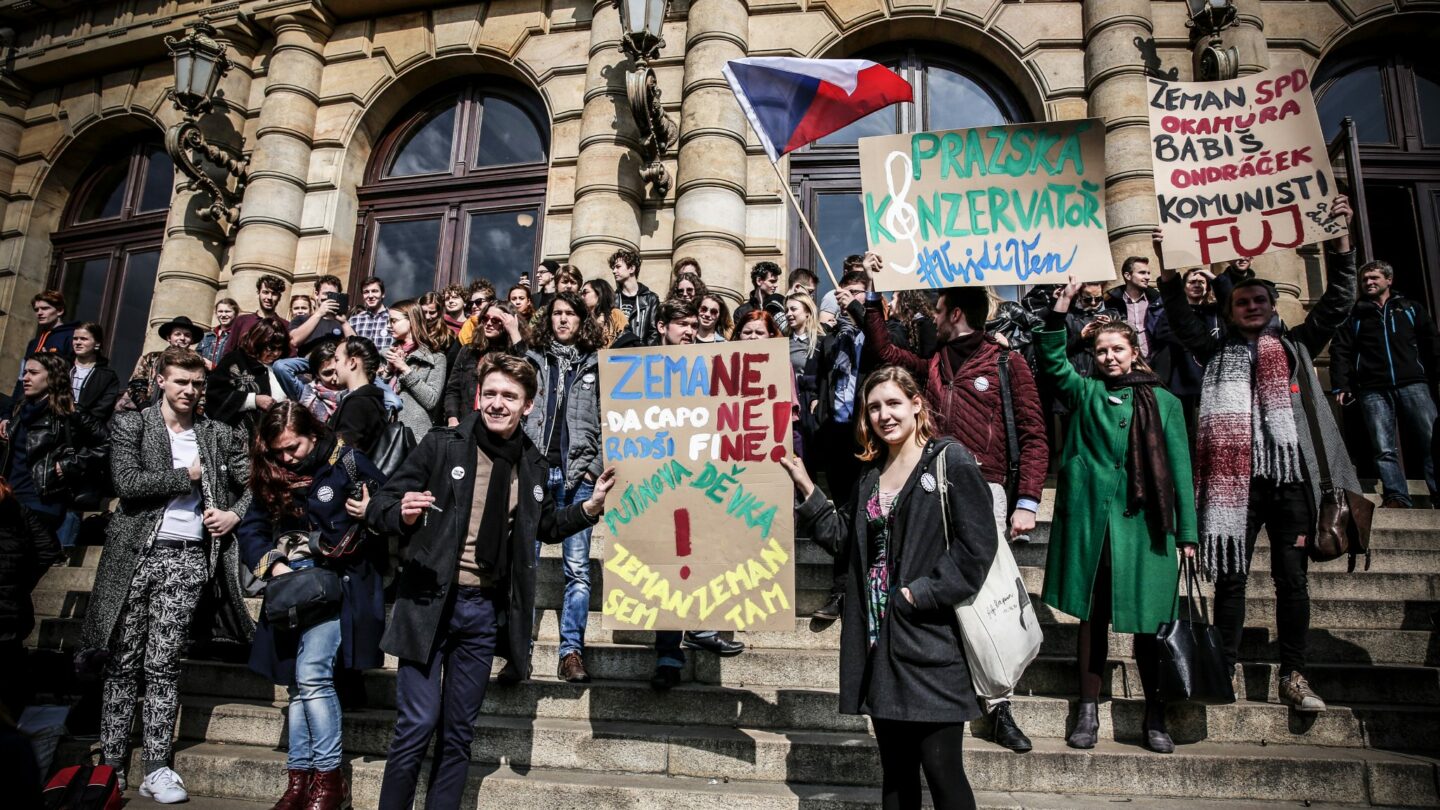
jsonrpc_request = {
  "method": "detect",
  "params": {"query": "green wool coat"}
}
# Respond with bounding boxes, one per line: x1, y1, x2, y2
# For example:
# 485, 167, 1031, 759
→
1035, 327, 1198, 635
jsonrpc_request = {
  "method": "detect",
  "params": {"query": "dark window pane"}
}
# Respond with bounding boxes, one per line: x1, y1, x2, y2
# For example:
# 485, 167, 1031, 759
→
62, 257, 111, 325
110, 249, 160, 376
463, 209, 540, 288
476, 97, 546, 166
813, 192, 868, 297
1317, 65, 1392, 144
137, 148, 175, 212
817, 106, 902, 146
927, 66, 1009, 130
1416, 64, 1440, 147
75, 160, 128, 222
372, 217, 443, 302
388, 106, 457, 177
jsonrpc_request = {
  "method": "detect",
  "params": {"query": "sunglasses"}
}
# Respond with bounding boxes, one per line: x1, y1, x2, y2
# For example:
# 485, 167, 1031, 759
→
1079, 295, 1104, 304
699, 306, 720, 315
468, 299, 491, 310
483, 316, 507, 326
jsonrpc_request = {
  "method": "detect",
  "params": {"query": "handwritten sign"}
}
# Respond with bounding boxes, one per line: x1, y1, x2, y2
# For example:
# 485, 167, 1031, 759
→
598, 338, 795, 632
1148, 67, 1347, 268
857, 119, 1114, 291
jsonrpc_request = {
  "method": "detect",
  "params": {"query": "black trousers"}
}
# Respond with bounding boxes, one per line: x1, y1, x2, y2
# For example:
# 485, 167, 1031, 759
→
1213, 479, 1311, 676
871, 719, 976, 810
816, 420, 861, 597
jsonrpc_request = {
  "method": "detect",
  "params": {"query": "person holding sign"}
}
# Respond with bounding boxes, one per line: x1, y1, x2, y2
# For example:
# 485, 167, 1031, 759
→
781, 366, 997, 810
1039, 279, 1198, 753
1155, 196, 1358, 714
367, 354, 616, 810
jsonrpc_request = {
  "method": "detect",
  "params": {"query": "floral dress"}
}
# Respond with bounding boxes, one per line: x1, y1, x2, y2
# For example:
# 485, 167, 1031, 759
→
865, 486, 898, 649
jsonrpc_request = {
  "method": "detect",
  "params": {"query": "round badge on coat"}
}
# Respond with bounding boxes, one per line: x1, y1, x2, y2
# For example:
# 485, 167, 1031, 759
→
1107, 395, 1123, 405
973, 376, 990, 392
533, 485, 544, 502
451, 466, 466, 480
316, 486, 335, 503
582, 373, 596, 384
920, 473, 937, 493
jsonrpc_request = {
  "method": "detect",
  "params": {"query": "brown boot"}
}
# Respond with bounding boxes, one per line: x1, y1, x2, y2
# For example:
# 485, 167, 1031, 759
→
272, 769, 313, 810
304, 769, 350, 810
558, 651, 590, 683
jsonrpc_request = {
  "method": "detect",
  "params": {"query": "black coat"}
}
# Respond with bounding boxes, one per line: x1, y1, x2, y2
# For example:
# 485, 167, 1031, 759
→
796, 438, 997, 723
367, 412, 597, 671
1331, 291, 1440, 391
0, 498, 61, 642
0, 403, 103, 515
237, 443, 389, 685
207, 350, 277, 428
74, 361, 121, 435
330, 384, 388, 457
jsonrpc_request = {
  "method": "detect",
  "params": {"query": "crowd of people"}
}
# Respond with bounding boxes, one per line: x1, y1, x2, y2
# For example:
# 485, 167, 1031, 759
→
0, 194, 1436, 810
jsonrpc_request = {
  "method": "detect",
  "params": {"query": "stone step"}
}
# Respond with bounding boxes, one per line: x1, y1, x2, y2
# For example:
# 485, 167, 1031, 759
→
177, 639, 1440, 706
89, 741, 1396, 810
144, 733, 1437, 807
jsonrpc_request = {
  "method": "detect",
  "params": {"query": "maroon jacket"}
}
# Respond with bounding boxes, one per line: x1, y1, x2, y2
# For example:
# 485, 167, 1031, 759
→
863, 303, 1048, 506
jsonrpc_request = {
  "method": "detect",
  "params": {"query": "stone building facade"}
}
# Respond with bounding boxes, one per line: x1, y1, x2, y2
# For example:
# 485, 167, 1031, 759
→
0, 0, 1435, 381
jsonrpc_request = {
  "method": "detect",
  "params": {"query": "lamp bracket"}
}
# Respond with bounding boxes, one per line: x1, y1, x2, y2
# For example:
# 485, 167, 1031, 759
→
165, 118, 249, 224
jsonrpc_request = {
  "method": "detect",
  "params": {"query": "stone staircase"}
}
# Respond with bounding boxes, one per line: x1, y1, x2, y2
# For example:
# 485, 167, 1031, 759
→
26, 489, 1440, 808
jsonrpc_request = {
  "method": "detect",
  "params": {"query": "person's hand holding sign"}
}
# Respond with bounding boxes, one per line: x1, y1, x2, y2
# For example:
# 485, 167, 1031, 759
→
582, 468, 618, 517
778, 455, 815, 500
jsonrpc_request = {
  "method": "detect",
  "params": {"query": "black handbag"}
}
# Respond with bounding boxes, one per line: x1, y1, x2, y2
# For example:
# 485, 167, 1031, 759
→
262, 563, 342, 632
369, 418, 416, 478
1155, 557, 1236, 705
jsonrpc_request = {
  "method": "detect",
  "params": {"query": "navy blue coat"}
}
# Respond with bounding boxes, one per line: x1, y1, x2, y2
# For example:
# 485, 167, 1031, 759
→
238, 444, 389, 686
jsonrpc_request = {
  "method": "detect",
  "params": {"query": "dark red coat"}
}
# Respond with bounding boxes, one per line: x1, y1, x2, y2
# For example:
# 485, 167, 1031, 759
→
863, 303, 1048, 505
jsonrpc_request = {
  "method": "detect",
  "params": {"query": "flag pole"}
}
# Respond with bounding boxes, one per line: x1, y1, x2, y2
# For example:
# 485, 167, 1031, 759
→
770, 159, 840, 290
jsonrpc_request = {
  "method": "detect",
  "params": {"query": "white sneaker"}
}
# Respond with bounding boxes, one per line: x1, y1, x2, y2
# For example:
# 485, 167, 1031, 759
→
138, 767, 189, 804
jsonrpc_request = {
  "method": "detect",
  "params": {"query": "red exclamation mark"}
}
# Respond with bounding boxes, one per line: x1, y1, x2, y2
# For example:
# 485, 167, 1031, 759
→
675, 508, 692, 580
771, 401, 789, 461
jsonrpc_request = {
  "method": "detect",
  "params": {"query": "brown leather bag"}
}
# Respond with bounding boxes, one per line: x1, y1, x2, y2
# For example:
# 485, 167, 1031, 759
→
1297, 362, 1373, 570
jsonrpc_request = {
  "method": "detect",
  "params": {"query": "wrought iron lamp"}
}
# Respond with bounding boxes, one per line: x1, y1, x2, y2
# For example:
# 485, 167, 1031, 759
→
620, 0, 677, 198
1186, 0, 1240, 82
164, 16, 248, 223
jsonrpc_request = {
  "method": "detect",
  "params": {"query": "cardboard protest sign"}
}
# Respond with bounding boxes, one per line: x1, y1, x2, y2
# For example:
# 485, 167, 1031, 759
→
598, 338, 795, 632
858, 119, 1114, 291
1148, 67, 1347, 268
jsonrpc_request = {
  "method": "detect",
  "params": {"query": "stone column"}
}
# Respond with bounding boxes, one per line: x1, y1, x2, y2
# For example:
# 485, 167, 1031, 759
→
0, 84, 34, 379
569, 0, 644, 278
1083, 0, 1157, 271
671, 0, 748, 298
148, 16, 258, 342
226, 7, 332, 311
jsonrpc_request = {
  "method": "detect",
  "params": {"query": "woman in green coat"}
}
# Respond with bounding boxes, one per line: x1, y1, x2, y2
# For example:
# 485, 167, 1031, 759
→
1037, 276, 1198, 754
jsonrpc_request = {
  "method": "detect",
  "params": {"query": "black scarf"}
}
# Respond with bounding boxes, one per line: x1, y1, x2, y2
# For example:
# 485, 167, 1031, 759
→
472, 425, 525, 576
1104, 370, 1175, 534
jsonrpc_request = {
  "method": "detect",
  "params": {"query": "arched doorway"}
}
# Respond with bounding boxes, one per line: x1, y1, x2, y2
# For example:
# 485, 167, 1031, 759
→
1316, 34, 1440, 316
351, 78, 550, 302
49, 138, 174, 376
787, 44, 1032, 297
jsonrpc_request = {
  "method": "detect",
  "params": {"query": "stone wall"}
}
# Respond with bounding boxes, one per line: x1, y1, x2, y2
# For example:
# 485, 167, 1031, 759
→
0, 0, 1425, 381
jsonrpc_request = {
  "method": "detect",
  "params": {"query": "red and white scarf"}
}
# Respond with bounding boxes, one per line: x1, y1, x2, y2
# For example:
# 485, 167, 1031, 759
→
1196, 319, 1301, 577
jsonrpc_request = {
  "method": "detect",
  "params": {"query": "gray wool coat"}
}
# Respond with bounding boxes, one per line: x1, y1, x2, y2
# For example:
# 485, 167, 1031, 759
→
1159, 247, 1362, 520
395, 344, 447, 441
79, 406, 252, 652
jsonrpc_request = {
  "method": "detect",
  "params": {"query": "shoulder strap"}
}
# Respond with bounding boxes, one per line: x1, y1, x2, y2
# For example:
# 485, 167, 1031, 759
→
935, 444, 950, 549
1293, 350, 1335, 490
996, 351, 1020, 485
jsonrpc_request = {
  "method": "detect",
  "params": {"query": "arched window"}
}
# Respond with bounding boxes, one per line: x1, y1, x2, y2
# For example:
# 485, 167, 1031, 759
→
1316, 39, 1440, 316
788, 46, 1030, 295
51, 140, 174, 376
354, 80, 550, 302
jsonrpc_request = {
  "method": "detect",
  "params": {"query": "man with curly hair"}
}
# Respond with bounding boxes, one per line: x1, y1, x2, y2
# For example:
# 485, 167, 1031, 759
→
611, 248, 658, 346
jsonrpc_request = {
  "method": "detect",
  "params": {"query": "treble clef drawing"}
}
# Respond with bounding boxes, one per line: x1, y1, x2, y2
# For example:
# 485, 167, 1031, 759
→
883, 150, 921, 275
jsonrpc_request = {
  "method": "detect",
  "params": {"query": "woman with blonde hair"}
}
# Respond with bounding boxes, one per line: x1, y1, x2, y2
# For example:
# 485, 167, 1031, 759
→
782, 365, 996, 810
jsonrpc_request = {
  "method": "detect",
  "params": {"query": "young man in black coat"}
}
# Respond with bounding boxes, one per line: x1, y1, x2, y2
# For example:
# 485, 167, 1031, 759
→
368, 353, 616, 810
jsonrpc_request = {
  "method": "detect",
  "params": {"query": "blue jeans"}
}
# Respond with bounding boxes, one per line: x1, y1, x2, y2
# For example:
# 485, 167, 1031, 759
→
1359, 382, 1438, 504
541, 467, 595, 659
57, 509, 81, 549
271, 357, 311, 400
283, 561, 343, 772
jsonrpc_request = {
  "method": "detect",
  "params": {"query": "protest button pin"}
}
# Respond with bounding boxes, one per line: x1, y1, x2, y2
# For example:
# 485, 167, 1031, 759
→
451, 466, 465, 480
533, 485, 544, 502
973, 376, 990, 392
1107, 395, 1123, 405
317, 486, 335, 503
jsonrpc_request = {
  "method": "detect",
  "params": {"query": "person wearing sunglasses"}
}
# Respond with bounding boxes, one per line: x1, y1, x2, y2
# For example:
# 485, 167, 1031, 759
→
239, 401, 388, 810
456, 279, 499, 348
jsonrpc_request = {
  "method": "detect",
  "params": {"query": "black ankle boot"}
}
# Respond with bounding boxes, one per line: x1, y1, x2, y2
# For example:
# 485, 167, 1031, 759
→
990, 702, 1032, 752
1067, 701, 1099, 749
1143, 700, 1173, 753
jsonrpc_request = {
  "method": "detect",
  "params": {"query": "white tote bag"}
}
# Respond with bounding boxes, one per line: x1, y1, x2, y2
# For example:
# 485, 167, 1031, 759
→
936, 447, 1043, 700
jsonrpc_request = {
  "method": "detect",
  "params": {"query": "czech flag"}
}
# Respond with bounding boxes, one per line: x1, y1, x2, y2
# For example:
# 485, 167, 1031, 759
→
722, 57, 913, 161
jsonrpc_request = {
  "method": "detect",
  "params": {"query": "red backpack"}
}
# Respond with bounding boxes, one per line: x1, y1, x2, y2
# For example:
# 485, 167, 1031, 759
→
43, 765, 122, 810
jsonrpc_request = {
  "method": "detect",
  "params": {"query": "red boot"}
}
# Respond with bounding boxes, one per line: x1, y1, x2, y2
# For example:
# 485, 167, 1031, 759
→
272, 769, 313, 810
304, 769, 350, 810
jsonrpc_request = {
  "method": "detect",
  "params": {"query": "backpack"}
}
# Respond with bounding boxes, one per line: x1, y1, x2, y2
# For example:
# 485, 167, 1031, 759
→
43, 765, 122, 810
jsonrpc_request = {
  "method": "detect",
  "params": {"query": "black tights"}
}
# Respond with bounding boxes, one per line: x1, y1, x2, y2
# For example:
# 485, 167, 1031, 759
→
1076, 543, 1162, 719
872, 719, 976, 810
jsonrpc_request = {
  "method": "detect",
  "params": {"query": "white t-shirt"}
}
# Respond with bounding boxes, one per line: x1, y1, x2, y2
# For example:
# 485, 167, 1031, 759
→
71, 365, 94, 402
156, 427, 205, 542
